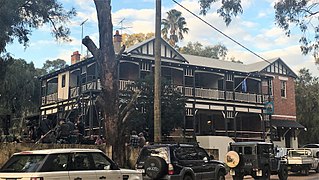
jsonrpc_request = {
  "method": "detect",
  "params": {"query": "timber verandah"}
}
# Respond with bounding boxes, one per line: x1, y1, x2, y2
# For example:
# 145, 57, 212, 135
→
40, 56, 269, 141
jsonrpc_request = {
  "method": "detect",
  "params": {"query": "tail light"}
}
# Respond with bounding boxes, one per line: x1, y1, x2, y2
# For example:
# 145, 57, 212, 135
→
30, 177, 44, 180
168, 163, 174, 175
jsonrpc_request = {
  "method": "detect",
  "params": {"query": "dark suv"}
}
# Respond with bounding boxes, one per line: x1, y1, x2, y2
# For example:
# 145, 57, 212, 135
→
135, 143, 227, 180
225, 142, 288, 180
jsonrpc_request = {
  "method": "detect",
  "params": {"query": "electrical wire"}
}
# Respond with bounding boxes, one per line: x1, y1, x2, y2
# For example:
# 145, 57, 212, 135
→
171, 0, 272, 64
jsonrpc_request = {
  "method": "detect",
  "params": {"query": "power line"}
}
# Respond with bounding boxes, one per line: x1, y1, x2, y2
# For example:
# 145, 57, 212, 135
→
171, 0, 272, 65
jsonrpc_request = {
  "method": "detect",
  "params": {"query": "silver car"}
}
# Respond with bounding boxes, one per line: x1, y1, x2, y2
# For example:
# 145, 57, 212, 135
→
0, 148, 142, 180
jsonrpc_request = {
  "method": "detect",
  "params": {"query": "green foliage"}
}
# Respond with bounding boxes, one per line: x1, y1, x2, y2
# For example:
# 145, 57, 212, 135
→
162, 9, 189, 46
42, 59, 68, 73
0, 0, 76, 53
122, 33, 155, 48
120, 76, 186, 141
295, 68, 319, 145
0, 57, 41, 118
180, 41, 228, 59
198, 0, 243, 26
274, 1, 319, 60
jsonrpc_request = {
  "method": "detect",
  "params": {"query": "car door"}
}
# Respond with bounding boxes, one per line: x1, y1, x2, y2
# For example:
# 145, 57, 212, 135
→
42, 153, 71, 180
68, 152, 97, 180
175, 147, 204, 179
91, 152, 122, 180
194, 147, 215, 180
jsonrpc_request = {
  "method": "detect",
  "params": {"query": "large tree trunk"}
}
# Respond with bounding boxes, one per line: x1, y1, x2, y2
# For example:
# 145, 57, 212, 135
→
82, 0, 125, 166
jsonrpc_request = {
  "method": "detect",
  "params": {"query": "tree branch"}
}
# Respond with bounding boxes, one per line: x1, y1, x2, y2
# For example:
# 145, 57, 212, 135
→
116, 45, 126, 61
120, 89, 141, 122
82, 36, 99, 58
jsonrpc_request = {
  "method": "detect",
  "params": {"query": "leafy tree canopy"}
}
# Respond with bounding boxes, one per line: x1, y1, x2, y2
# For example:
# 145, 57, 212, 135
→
0, 0, 76, 53
180, 41, 228, 59
42, 59, 68, 73
0, 57, 40, 117
198, 0, 319, 63
122, 32, 154, 48
121, 76, 186, 141
295, 68, 319, 145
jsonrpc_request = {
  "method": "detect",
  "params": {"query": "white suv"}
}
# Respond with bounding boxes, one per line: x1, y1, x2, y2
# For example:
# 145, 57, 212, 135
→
0, 148, 142, 180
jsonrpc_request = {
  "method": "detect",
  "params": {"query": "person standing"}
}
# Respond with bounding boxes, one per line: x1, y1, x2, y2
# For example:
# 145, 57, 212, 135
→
138, 132, 146, 148
129, 131, 139, 148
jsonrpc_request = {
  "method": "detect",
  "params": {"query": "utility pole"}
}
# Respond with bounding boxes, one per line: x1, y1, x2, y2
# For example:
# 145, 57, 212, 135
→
154, 0, 162, 143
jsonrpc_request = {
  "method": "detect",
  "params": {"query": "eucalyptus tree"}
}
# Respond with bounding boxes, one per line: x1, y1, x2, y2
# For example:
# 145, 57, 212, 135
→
0, 0, 76, 53
161, 9, 189, 46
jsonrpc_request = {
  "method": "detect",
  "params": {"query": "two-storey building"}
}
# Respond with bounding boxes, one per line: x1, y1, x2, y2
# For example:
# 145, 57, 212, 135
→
38, 32, 303, 152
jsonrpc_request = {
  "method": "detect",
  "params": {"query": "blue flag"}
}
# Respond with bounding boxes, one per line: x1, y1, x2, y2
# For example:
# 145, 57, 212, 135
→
242, 79, 247, 92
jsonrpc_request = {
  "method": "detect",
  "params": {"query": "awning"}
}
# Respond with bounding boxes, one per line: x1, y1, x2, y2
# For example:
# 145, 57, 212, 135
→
271, 119, 305, 129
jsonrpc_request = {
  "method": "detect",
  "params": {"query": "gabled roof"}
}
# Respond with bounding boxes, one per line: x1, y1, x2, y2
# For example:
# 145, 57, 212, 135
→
246, 57, 297, 78
125, 37, 187, 63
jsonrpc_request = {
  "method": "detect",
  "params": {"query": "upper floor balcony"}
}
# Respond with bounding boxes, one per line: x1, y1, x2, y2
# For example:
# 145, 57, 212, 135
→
41, 80, 269, 106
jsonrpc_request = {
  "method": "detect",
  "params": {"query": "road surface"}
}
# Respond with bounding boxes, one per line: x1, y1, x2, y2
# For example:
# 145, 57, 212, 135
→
225, 171, 319, 180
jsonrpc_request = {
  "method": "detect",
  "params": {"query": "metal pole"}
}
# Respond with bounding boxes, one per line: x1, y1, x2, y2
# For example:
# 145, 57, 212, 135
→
154, 0, 162, 143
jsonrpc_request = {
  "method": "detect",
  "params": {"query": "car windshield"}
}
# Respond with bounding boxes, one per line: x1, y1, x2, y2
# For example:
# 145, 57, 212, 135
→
138, 146, 170, 163
0, 154, 46, 172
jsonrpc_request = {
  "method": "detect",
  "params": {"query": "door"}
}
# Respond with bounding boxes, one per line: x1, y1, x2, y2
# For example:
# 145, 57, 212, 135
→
91, 152, 122, 180
175, 147, 204, 179
68, 152, 97, 180
195, 147, 215, 180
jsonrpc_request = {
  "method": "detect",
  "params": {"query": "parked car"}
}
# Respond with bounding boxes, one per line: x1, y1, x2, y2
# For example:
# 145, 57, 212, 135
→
135, 143, 227, 180
286, 148, 319, 175
302, 144, 319, 158
0, 148, 142, 180
225, 142, 288, 180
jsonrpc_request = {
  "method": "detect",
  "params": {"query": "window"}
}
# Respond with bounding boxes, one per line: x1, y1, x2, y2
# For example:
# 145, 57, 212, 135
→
47, 154, 69, 171
91, 153, 112, 170
280, 81, 287, 98
71, 153, 93, 171
268, 79, 273, 95
1, 154, 46, 172
62, 75, 66, 88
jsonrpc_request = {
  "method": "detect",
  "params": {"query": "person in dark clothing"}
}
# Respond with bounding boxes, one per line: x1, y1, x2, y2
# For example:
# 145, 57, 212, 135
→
129, 131, 139, 148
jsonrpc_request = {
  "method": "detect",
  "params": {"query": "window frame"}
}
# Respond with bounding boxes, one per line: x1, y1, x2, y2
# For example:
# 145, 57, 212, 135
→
280, 80, 287, 98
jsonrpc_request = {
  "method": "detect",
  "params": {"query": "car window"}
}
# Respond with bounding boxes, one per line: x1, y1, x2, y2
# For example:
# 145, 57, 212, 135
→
175, 147, 198, 160
70, 153, 94, 171
46, 154, 69, 171
91, 152, 112, 170
195, 147, 209, 160
0, 154, 46, 172
244, 147, 252, 155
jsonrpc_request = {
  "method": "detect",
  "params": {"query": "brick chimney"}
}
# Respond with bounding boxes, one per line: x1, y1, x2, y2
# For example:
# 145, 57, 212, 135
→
71, 51, 81, 65
113, 30, 122, 54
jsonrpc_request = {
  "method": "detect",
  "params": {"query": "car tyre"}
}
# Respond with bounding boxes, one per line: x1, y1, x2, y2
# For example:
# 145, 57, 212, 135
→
183, 175, 193, 180
144, 156, 167, 179
278, 165, 288, 180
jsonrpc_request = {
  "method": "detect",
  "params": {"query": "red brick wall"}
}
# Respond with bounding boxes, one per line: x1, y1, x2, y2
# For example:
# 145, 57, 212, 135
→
272, 75, 296, 120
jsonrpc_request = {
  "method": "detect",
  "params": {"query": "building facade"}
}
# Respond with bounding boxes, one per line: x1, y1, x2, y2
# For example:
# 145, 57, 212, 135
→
38, 34, 303, 149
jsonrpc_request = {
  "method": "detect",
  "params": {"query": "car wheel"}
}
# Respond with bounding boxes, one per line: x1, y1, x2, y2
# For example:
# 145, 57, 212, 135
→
278, 165, 288, 180
183, 175, 193, 180
217, 171, 225, 180
144, 156, 167, 179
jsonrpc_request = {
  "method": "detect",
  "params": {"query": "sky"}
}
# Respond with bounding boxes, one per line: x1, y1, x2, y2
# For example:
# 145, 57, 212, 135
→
5, 0, 319, 77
